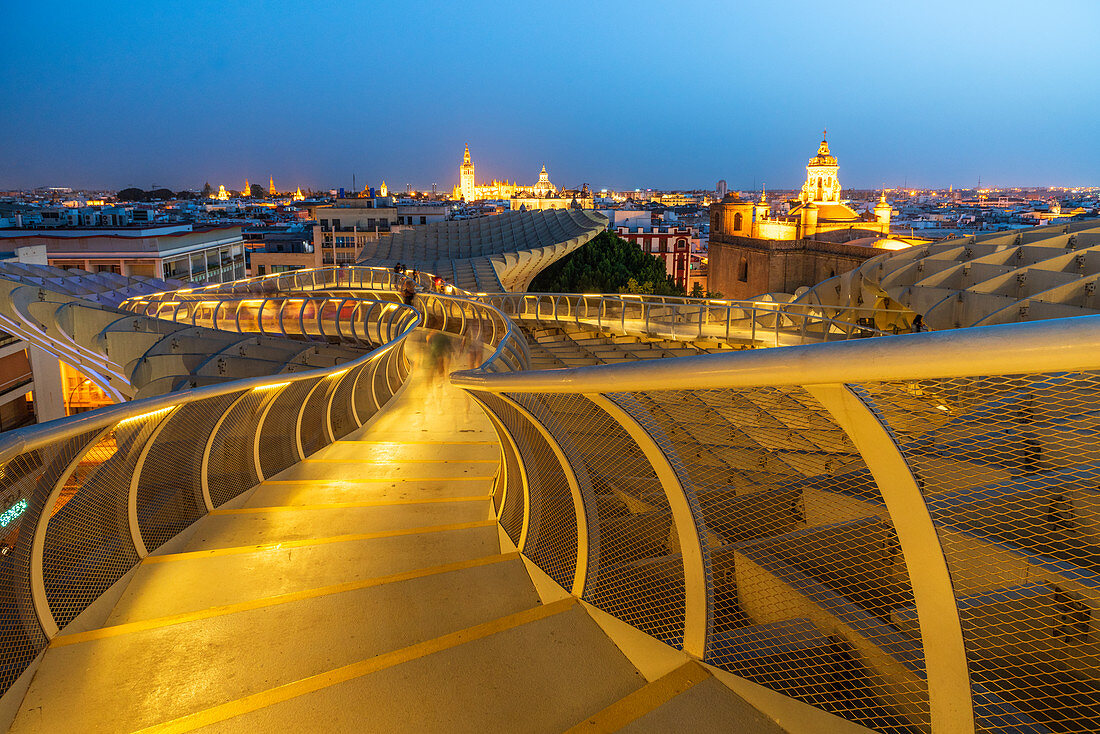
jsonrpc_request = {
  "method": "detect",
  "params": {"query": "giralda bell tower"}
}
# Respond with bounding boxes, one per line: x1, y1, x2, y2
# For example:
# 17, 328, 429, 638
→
459, 144, 476, 201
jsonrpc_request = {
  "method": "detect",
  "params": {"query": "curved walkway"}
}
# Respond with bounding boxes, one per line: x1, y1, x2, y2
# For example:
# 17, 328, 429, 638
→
5, 333, 791, 733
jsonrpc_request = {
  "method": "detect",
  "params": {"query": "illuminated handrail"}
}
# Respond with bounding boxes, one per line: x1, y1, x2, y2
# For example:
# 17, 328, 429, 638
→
123, 268, 531, 374
0, 291, 425, 696
451, 315, 1100, 734
479, 291, 902, 345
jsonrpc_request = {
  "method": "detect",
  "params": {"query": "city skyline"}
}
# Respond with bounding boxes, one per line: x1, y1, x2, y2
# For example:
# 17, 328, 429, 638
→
2, 1, 1098, 191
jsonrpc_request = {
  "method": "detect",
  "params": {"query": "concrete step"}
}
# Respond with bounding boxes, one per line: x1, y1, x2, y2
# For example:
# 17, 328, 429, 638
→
188, 601, 646, 733
12, 557, 543, 733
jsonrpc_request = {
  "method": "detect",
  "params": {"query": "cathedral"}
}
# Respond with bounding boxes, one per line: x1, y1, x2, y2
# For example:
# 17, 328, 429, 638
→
710, 131, 891, 242
453, 144, 557, 201
708, 132, 901, 300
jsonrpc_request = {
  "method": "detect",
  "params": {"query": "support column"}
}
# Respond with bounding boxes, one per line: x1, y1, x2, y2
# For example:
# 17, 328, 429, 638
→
807, 383, 974, 734
28, 346, 64, 423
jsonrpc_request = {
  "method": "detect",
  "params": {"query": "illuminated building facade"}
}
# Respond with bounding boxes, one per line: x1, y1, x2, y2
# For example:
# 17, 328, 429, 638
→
454, 144, 557, 201
708, 132, 906, 299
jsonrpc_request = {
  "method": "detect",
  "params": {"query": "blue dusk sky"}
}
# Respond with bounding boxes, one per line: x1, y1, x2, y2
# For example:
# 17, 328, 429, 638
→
1, 0, 1097, 192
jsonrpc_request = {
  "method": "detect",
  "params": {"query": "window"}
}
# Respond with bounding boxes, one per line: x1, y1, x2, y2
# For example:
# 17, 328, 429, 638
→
738, 257, 748, 282
733, 212, 743, 231
420, 216, 427, 225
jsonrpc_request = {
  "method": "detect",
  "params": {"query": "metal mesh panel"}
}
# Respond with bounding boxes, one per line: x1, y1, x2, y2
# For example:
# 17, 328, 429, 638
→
328, 365, 363, 439
630, 386, 928, 733
136, 393, 240, 550
207, 390, 267, 507
534, 393, 687, 646
858, 371, 1100, 734
353, 360, 380, 427
373, 353, 396, 406
258, 380, 315, 480
299, 377, 336, 457
478, 392, 577, 589
491, 415, 525, 546
42, 418, 163, 628
0, 434, 95, 695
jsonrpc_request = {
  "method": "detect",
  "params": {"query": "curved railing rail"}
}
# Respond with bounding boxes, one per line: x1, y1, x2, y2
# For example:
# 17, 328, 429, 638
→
122, 268, 531, 374
479, 292, 906, 345
452, 315, 1100, 734
123, 294, 415, 351
0, 296, 422, 697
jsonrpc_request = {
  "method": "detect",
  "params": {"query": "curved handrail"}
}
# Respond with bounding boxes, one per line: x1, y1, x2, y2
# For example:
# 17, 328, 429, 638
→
450, 313, 1100, 734
123, 269, 532, 374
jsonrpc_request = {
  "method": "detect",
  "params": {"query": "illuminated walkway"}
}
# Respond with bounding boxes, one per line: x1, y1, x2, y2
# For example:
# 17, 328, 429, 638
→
6, 334, 793, 733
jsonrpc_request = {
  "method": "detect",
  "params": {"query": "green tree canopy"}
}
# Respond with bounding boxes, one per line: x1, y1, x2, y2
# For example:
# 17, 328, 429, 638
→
528, 230, 685, 296
250, 184, 266, 197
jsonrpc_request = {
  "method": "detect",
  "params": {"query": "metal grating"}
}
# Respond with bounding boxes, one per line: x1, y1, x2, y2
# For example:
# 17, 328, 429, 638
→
604, 387, 927, 733
328, 364, 364, 439
257, 380, 316, 480
0, 434, 96, 694
207, 390, 266, 507
479, 392, 578, 588
533, 392, 687, 646
353, 360, 381, 427
858, 371, 1100, 734
136, 394, 240, 550
42, 417, 164, 628
299, 377, 336, 457
486, 405, 525, 546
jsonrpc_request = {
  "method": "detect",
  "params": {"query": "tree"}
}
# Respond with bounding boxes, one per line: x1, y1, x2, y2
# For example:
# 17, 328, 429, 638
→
250, 184, 266, 198
117, 187, 146, 202
690, 282, 705, 298
201, 182, 213, 197
528, 230, 685, 296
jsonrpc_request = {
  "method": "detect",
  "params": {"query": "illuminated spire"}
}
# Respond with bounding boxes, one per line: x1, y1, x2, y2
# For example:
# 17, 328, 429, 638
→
242, 179, 250, 197
463, 144, 471, 164
759, 184, 767, 204
269, 176, 276, 195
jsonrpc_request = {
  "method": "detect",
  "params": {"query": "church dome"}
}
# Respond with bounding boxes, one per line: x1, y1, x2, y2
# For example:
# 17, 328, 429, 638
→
808, 130, 837, 167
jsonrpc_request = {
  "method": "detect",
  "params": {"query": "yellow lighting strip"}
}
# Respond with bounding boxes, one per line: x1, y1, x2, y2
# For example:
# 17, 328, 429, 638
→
51, 552, 518, 648
115, 406, 175, 427
252, 382, 290, 392
209, 496, 490, 514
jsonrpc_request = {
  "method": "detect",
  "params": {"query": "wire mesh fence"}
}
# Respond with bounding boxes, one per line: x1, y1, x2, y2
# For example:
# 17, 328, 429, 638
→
858, 371, 1100, 734
459, 361, 1100, 732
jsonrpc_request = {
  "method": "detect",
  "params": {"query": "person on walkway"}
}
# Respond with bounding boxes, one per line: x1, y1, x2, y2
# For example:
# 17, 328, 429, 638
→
401, 278, 417, 306
427, 331, 454, 399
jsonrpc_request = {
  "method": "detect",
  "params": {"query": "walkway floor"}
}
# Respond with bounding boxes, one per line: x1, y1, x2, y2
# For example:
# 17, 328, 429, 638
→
6, 334, 791, 733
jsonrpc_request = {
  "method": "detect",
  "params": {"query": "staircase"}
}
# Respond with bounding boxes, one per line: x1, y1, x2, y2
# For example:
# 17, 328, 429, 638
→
3, 334, 817, 733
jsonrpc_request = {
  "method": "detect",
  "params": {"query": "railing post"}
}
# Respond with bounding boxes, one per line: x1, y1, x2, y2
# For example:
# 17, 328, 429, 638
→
495, 393, 589, 597
806, 383, 974, 734
585, 393, 709, 659
203, 390, 255, 508
127, 407, 179, 558
29, 426, 112, 639
469, 394, 531, 547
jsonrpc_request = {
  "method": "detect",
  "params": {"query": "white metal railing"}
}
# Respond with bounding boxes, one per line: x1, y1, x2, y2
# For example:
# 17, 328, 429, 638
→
0, 272, 530, 697
451, 315, 1100, 734
480, 292, 904, 345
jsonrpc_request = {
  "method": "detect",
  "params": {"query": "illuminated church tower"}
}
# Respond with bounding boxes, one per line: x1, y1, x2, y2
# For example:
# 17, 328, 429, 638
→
379, 180, 388, 197
459, 144, 476, 201
242, 179, 250, 197
269, 176, 277, 196
799, 130, 841, 204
